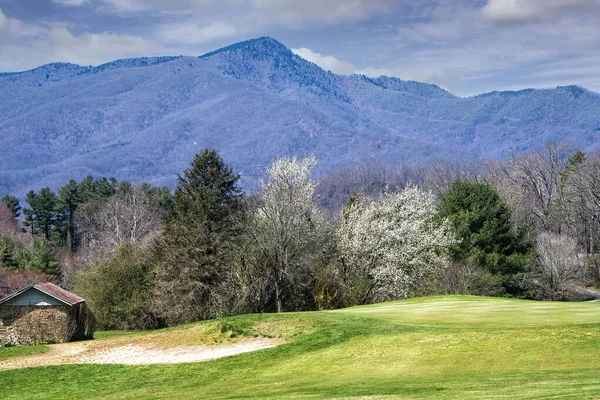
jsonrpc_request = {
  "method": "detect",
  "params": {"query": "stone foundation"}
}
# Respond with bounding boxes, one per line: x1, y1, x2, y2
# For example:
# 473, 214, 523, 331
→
0, 305, 94, 346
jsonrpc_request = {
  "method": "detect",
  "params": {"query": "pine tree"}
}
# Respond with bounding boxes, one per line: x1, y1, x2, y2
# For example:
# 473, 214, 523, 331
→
1, 195, 21, 219
28, 238, 61, 278
436, 180, 534, 295
0, 237, 18, 270
58, 180, 81, 251
153, 149, 244, 325
23, 188, 59, 240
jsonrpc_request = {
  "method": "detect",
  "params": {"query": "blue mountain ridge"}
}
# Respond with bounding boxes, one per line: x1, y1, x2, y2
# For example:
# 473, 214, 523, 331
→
0, 36, 599, 196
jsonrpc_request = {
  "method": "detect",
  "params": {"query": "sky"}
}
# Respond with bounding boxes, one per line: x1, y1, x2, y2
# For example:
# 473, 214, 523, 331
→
0, 0, 599, 96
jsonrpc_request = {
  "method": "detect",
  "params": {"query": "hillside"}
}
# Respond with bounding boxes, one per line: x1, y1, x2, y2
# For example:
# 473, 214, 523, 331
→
1, 37, 599, 196
2, 296, 600, 399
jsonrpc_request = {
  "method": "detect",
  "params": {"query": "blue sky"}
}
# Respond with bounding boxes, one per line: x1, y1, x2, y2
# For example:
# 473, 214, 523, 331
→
0, 0, 599, 96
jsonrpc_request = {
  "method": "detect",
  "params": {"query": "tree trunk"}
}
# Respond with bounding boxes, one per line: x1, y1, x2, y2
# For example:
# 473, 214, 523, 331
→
274, 278, 282, 313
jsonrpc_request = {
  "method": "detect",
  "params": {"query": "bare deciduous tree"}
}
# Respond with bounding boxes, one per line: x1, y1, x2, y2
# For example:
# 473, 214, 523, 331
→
78, 186, 163, 253
0, 204, 27, 244
486, 142, 575, 231
536, 232, 586, 300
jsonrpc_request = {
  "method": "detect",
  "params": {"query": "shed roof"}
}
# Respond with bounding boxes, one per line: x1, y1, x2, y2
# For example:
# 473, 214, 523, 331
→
0, 283, 85, 306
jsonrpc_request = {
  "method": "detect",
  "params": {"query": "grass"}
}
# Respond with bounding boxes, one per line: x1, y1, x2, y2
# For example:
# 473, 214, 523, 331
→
1, 296, 600, 399
0, 345, 49, 362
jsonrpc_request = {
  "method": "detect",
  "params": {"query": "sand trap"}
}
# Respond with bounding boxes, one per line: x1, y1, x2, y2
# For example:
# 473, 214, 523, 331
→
78, 340, 276, 365
0, 338, 278, 371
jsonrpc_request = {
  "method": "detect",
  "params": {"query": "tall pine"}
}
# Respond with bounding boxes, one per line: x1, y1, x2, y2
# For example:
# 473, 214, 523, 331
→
153, 149, 244, 325
58, 180, 81, 251
23, 188, 59, 240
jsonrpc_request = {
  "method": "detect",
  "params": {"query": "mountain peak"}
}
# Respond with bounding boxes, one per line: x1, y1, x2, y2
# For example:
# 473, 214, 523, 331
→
197, 36, 347, 100
200, 37, 291, 60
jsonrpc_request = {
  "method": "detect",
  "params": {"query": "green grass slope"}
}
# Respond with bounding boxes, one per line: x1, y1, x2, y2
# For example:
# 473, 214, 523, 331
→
2, 296, 600, 399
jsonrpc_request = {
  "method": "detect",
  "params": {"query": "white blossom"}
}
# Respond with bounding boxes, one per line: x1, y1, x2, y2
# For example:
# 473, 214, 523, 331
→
338, 186, 455, 301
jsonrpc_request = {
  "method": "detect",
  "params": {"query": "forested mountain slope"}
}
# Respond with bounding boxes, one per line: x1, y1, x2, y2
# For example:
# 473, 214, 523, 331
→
1, 37, 599, 195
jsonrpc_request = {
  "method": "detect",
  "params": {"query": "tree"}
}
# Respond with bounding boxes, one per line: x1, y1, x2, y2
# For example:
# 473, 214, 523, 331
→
58, 180, 81, 251
27, 238, 61, 278
23, 188, 59, 240
1, 195, 21, 219
338, 186, 454, 303
436, 180, 535, 295
486, 142, 574, 232
553, 151, 586, 237
0, 203, 23, 240
0, 237, 18, 270
78, 185, 163, 251
535, 232, 586, 300
77, 244, 158, 330
246, 156, 323, 313
153, 149, 244, 325
0, 267, 52, 297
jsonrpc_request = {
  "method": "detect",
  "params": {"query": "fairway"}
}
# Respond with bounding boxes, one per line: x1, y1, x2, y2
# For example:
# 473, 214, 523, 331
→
1, 296, 600, 399
334, 295, 600, 327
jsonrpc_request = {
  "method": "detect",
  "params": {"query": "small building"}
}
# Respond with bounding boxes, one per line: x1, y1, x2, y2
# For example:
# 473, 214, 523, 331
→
0, 283, 95, 346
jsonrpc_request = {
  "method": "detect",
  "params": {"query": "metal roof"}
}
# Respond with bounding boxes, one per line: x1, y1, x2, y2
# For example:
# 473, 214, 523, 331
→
0, 282, 85, 306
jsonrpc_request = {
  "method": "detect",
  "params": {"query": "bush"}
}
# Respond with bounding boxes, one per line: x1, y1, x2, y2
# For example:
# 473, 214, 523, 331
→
76, 245, 160, 330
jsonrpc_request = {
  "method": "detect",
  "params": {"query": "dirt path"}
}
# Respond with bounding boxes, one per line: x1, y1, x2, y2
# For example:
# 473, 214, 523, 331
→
0, 338, 279, 371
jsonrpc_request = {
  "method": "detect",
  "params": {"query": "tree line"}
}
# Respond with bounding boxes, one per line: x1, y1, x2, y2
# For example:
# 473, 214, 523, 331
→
1, 143, 598, 330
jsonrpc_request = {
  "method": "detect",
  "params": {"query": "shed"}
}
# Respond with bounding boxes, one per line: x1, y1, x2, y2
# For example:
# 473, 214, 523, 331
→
0, 283, 95, 346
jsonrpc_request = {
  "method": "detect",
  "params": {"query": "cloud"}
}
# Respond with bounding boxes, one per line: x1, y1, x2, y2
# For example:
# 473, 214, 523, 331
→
292, 48, 356, 74
0, 12, 165, 72
0, 9, 23, 41
97, 0, 147, 13
481, 0, 600, 25
93, 0, 393, 26
40, 27, 165, 66
250, 0, 393, 25
293, 47, 401, 79
159, 21, 237, 45
51, 0, 89, 6
97, 0, 216, 13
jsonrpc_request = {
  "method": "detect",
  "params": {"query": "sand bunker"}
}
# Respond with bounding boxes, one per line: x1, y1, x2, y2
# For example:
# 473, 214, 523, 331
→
0, 338, 278, 371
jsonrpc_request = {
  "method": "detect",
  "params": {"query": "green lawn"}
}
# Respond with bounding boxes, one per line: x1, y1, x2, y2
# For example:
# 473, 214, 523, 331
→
0, 345, 49, 362
1, 296, 600, 399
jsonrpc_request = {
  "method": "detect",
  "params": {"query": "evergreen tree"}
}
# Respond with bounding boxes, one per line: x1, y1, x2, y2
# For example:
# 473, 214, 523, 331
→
436, 180, 534, 295
153, 149, 244, 325
1, 195, 21, 219
23, 188, 59, 240
78, 176, 119, 203
58, 180, 81, 251
28, 238, 61, 278
0, 237, 18, 269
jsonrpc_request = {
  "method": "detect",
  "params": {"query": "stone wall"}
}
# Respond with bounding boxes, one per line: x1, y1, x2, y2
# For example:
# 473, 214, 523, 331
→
0, 306, 72, 346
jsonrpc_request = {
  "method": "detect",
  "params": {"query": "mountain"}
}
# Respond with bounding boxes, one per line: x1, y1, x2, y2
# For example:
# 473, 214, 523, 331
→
1, 37, 599, 196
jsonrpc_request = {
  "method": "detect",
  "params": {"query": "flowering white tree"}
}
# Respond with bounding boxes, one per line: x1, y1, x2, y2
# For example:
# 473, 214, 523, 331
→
253, 155, 322, 312
338, 186, 454, 302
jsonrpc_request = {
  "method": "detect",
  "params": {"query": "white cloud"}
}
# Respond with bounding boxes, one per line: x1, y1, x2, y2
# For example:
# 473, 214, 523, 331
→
51, 0, 89, 6
481, 0, 600, 25
0, 17, 165, 72
98, 0, 147, 13
97, 0, 216, 13
0, 9, 23, 41
251, 0, 393, 25
293, 47, 404, 80
40, 27, 164, 66
160, 21, 237, 45
292, 48, 356, 74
